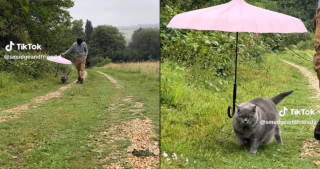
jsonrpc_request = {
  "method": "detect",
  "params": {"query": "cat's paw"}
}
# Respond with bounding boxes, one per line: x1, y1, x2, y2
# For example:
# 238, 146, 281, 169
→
250, 150, 257, 154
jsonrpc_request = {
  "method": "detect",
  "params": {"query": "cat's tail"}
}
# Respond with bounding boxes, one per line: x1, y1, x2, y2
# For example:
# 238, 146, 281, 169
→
271, 90, 294, 105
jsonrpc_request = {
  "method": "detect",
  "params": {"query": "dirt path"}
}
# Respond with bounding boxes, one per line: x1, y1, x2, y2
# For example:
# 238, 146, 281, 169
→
282, 60, 320, 165
0, 71, 87, 122
97, 71, 159, 168
282, 60, 320, 98
97, 71, 123, 89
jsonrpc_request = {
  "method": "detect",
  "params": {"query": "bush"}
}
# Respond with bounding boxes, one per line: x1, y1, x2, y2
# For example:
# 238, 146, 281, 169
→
96, 57, 111, 67
297, 40, 314, 50
90, 56, 104, 67
90, 56, 111, 67
0, 50, 72, 81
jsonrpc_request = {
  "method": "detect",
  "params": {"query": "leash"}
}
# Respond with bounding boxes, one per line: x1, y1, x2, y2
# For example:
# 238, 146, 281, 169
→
55, 67, 59, 78
286, 46, 313, 62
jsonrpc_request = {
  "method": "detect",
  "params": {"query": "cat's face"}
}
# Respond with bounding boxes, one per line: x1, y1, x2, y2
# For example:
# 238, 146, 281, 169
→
61, 75, 68, 83
236, 105, 258, 127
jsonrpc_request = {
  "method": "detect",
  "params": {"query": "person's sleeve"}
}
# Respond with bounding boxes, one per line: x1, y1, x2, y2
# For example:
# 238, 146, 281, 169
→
62, 44, 74, 56
84, 43, 88, 57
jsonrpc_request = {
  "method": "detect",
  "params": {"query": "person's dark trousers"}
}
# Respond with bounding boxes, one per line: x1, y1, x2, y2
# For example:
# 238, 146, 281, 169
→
315, 121, 320, 140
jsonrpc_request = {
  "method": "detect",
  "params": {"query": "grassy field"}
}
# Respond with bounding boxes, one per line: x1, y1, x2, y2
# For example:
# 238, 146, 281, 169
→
0, 65, 77, 111
0, 62, 159, 168
161, 50, 319, 168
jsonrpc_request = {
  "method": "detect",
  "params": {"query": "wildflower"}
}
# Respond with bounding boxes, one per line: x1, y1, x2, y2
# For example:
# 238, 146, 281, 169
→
186, 158, 189, 164
162, 152, 168, 158
166, 157, 171, 162
172, 153, 178, 160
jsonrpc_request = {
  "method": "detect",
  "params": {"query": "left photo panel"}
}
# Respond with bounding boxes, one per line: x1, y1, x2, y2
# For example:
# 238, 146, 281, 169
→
0, 0, 160, 168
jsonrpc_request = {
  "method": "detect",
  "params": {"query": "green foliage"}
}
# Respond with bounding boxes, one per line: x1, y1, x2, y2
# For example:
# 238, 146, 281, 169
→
85, 20, 93, 42
129, 28, 160, 61
0, 0, 31, 47
90, 56, 104, 67
160, 0, 229, 11
72, 19, 86, 40
26, 0, 74, 53
49, 28, 75, 56
297, 41, 314, 50
90, 56, 111, 67
161, 0, 316, 66
117, 48, 139, 62
0, 50, 72, 81
274, 33, 312, 48
0, 0, 74, 54
270, 0, 317, 32
90, 25, 126, 61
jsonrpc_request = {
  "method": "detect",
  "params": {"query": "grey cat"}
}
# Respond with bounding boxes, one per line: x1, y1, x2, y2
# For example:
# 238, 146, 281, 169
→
61, 72, 70, 84
233, 90, 293, 154
61, 75, 68, 84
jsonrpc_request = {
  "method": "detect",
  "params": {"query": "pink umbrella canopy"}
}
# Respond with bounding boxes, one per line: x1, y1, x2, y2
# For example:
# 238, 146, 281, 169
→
47, 55, 72, 65
167, 0, 308, 33
166, 0, 308, 118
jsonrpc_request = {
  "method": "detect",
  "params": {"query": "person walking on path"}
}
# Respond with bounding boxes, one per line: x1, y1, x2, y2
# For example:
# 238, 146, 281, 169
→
61, 38, 88, 84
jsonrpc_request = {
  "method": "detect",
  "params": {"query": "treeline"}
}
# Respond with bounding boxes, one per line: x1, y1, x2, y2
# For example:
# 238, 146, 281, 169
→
62, 19, 160, 67
161, 0, 316, 76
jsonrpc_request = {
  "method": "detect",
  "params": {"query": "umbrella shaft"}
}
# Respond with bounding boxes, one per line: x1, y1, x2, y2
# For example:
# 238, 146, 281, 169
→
235, 32, 238, 83
232, 32, 239, 115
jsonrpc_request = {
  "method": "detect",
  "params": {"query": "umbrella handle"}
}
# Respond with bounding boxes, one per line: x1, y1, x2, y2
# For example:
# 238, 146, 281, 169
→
227, 106, 233, 118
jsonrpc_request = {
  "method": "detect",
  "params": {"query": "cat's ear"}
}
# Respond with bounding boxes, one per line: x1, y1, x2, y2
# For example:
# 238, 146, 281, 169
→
236, 104, 240, 111
252, 106, 257, 112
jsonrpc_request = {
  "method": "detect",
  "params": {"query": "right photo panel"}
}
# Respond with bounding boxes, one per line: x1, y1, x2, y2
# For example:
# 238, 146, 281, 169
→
161, 0, 320, 168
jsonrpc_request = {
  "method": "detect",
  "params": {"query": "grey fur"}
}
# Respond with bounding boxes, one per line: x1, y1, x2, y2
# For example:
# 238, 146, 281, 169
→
271, 90, 293, 105
61, 75, 68, 84
233, 91, 293, 154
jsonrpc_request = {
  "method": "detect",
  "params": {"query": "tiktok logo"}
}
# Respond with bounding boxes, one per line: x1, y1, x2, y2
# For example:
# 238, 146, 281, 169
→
279, 106, 288, 117
5, 41, 42, 51
5, 41, 15, 52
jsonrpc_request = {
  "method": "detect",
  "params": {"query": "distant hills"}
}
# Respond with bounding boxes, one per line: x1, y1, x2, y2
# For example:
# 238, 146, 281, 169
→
117, 23, 159, 30
117, 23, 159, 45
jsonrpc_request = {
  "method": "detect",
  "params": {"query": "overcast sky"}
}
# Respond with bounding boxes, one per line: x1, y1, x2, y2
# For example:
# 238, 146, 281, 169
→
67, 0, 159, 27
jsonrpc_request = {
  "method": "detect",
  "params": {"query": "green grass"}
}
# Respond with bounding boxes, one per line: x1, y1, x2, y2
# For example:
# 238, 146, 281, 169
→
0, 63, 159, 168
0, 67, 78, 111
280, 49, 314, 73
161, 51, 319, 168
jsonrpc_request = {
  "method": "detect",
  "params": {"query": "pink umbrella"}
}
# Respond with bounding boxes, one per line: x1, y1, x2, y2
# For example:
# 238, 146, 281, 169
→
47, 55, 72, 65
167, 0, 308, 118
47, 55, 72, 77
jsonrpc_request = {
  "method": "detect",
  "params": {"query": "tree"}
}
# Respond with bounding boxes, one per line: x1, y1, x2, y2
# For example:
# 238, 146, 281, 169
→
85, 20, 93, 42
0, 0, 30, 48
129, 28, 160, 61
27, 0, 74, 54
0, 0, 74, 53
72, 19, 86, 40
270, 0, 316, 32
90, 25, 126, 61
